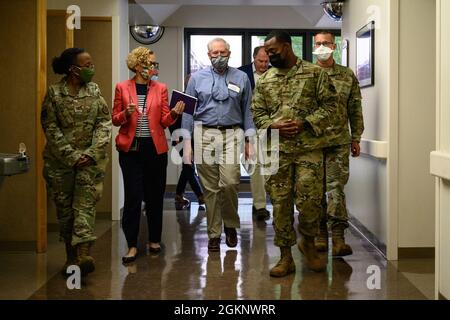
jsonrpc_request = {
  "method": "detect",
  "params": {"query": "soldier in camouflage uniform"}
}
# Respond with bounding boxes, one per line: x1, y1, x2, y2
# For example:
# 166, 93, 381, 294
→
252, 30, 338, 276
313, 31, 364, 257
41, 48, 112, 276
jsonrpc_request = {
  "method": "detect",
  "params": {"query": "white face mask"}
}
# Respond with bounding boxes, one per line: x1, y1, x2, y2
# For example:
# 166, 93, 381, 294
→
313, 45, 334, 62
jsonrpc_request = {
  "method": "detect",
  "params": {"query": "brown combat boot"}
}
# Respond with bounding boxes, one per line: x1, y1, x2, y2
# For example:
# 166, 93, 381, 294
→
61, 242, 77, 277
332, 226, 353, 257
315, 221, 329, 252
270, 247, 296, 277
298, 236, 327, 272
76, 242, 95, 276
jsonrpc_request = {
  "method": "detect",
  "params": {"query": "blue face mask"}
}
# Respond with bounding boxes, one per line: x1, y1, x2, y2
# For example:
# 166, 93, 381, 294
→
151, 75, 159, 82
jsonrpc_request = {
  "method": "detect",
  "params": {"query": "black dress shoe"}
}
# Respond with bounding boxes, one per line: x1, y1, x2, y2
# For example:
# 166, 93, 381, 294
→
224, 227, 238, 248
208, 238, 221, 252
256, 208, 271, 221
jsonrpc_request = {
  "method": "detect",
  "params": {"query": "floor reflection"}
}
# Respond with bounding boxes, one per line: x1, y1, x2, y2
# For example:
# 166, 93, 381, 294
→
28, 198, 430, 300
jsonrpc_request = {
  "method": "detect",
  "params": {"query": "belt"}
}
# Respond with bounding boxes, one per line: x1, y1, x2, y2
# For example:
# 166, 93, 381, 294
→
202, 124, 240, 130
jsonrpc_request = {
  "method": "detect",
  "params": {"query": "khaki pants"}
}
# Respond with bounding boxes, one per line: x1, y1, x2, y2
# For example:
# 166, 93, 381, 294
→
247, 161, 267, 211
194, 126, 242, 239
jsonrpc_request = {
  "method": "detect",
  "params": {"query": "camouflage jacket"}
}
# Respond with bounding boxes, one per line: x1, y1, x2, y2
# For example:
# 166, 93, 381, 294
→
322, 63, 364, 145
252, 58, 338, 153
41, 78, 112, 168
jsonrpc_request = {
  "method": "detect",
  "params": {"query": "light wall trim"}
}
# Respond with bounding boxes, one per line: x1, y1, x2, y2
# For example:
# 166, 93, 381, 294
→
360, 138, 389, 160
430, 151, 450, 181
36, 0, 47, 253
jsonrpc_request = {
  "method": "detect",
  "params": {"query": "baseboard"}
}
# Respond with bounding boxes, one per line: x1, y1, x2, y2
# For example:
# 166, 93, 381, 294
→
166, 185, 177, 193
398, 247, 435, 259
439, 292, 448, 300
348, 213, 387, 257
0, 241, 36, 251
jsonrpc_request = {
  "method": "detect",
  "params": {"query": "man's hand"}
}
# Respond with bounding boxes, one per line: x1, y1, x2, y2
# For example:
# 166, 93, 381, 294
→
351, 141, 361, 157
270, 119, 304, 138
245, 141, 255, 161
75, 155, 94, 168
170, 101, 185, 119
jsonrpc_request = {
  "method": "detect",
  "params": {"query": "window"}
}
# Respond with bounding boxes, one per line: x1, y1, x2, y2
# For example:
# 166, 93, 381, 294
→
185, 29, 341, 76
251, 35, 304, 60
189, 35, 243, 75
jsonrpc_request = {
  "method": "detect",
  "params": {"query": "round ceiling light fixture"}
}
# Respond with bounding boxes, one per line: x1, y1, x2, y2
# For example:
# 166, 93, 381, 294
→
130, 25, 165, 45
321, 1, 345, 22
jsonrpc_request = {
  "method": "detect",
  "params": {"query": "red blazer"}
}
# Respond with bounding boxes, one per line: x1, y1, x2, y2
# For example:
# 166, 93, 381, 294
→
112, 79, 176, 154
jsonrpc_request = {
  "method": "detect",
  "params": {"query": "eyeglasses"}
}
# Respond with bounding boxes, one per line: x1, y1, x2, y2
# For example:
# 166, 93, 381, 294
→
143, 62, 159, 70
314, 41, 334, 47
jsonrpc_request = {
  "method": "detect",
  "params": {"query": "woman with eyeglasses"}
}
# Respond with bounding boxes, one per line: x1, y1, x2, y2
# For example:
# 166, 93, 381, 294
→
113, 47, 185, 263
41, 48, 112, 276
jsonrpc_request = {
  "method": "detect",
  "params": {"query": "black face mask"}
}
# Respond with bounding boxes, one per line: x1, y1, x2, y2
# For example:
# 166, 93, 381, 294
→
269, 52, 287, 68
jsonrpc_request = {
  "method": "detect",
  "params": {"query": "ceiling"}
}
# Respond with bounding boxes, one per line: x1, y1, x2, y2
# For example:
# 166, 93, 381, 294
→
130, 0, 341, 28
134, 0, 326, 5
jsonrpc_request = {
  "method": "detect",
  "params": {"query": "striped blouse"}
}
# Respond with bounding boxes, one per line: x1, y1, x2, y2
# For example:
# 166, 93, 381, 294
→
135, 83, 151, 138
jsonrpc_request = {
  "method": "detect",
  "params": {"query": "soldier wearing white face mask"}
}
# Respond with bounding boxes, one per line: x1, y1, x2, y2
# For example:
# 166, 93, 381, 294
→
313, 31, 365, 257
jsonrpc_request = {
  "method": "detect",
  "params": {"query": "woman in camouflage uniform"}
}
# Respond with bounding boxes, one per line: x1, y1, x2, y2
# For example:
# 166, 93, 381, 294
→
41, 48, 112, 276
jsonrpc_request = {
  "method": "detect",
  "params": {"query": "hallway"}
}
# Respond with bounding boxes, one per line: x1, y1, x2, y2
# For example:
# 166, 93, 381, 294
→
0, 196, 432, 300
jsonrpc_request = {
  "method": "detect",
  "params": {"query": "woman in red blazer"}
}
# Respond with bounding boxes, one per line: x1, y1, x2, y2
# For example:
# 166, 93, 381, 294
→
113, 47, 184, 263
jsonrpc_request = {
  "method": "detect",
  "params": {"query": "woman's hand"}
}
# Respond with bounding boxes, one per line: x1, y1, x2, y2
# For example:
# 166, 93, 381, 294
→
170, 101, 185, 119
125, 103, 136, 117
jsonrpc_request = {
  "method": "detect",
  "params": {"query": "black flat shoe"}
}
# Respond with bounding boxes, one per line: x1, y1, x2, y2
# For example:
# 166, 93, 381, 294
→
148, 246, 161, 254
122, 253, 137, 264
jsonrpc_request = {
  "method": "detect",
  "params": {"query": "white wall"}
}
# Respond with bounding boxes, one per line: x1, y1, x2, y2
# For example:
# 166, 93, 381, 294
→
398, 0, 436, 248
342, 0, 394, 255
433, 0, 450, 300
343, 0, 437, 257
47, 0, 129, 220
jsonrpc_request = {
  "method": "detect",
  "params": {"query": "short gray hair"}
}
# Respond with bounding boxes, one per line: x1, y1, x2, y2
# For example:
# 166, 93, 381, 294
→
207, 38, 230, 52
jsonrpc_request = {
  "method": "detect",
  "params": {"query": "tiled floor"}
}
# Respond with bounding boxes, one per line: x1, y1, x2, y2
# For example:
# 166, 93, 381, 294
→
0, 197, 434, 300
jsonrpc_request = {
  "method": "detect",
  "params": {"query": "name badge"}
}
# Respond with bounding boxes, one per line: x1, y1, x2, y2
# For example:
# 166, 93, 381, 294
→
228, 82, 241, 94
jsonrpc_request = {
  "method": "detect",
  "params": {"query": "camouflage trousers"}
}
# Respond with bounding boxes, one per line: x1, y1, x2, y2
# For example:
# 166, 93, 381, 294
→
265, 150, 324, 247
321, 144, 350, 229
43, 159, 105, 246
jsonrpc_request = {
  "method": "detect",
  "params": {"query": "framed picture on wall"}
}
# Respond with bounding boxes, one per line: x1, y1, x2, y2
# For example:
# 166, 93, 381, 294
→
356, 21, 375, 88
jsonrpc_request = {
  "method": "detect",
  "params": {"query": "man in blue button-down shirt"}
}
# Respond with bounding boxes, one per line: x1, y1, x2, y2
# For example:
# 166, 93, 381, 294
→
182, 37, 255, 252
